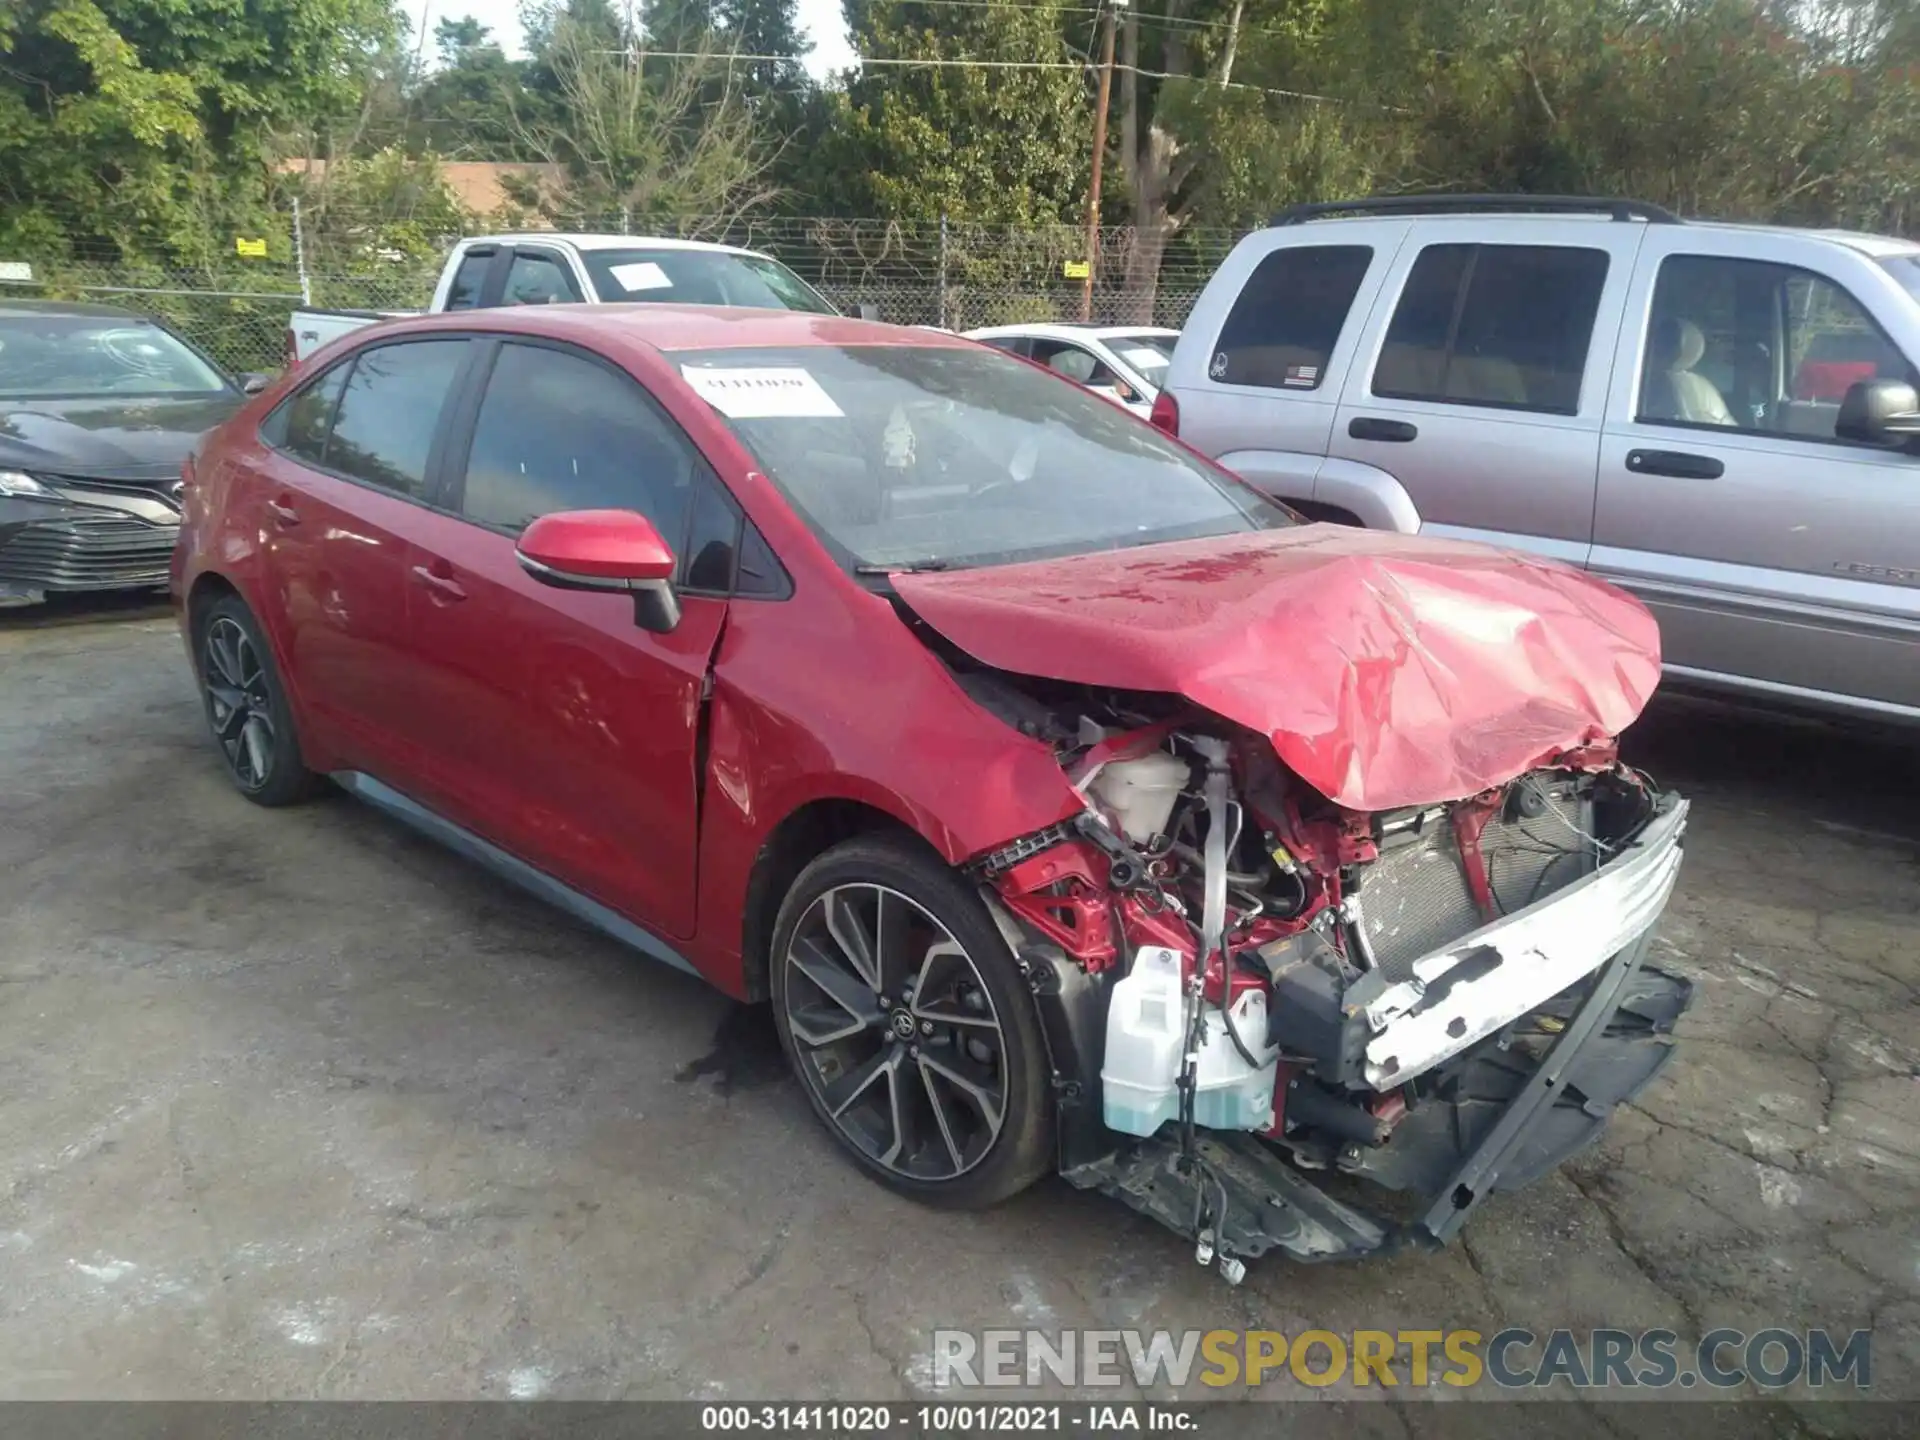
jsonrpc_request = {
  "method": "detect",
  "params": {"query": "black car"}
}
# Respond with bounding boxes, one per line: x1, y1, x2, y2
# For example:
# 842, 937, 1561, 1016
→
0, 300, 263, 606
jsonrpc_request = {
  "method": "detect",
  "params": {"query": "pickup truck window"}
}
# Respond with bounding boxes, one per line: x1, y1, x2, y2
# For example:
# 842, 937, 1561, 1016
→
502, 251, 582, 306
1637, 254, 1918, 444
1375, 243, 1609, 416
325, 340, 469, 498
1209, 244, 1371, 391
458, 341, 698, 544
444, 250, 494, 311
579, 248, 835, 314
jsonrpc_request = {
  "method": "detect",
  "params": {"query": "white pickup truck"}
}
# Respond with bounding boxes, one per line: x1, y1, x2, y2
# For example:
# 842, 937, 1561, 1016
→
286, 232, 839, 363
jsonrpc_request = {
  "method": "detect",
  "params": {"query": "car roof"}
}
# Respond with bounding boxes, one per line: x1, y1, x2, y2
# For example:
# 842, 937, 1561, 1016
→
1740, 226, 1920, 259
474, 232, 769, 259
382, 303, 980, 353
1271, 210, 1920, 259
0, 297, 150, 320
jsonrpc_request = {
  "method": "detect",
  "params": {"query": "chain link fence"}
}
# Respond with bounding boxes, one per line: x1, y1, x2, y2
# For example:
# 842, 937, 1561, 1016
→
2, 202, 1244, 374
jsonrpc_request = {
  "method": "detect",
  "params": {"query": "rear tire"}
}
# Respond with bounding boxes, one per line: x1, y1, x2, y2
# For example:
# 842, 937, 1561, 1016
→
770, 836, 1054, 1208
194, 593, 323, 807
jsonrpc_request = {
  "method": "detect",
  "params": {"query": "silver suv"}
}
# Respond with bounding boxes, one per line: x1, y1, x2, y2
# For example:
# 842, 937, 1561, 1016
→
1159, 196, 1920, 724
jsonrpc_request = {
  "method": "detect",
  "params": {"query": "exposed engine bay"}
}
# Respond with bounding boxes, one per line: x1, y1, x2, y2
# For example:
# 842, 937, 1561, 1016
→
954, 668, 1693, 1281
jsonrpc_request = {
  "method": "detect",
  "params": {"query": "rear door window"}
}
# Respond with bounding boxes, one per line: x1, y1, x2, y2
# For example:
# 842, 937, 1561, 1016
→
1209, 244, 1373, 391
1374, 244, 1610, 415
323, 340, 469, 498
261, 361, 349, 463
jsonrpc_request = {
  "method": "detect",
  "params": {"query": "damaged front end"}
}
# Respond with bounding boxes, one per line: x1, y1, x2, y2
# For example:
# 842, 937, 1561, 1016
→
966, 693, 1691, 1280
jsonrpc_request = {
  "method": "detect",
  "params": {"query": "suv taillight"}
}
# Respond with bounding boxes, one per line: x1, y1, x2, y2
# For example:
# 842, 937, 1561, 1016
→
1149, 389, 1179, 435
283, 327, 297, 370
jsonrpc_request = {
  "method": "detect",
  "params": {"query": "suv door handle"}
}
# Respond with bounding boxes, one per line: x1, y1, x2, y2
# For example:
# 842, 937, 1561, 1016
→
1626, 448, 1724, 480
1348, 416, 1419, 443
266, 497, 301, 526
410, 563, 467, 603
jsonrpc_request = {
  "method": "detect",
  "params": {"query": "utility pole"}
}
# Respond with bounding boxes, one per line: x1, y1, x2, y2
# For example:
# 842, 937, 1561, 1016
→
1081, 0, 1123, 321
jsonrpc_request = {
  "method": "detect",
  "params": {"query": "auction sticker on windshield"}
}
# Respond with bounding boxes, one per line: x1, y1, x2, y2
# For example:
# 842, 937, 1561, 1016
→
682, 366, 845, 419
610, 260, 673, 291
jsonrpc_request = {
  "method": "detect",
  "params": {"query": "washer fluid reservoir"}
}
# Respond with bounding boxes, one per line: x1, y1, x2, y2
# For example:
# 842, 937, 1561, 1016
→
1088, 750, 1189, 843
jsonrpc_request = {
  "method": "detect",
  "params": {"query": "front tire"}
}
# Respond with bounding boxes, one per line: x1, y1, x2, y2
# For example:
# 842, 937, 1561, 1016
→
194, 593, 322, 807
770, 836, 1054, 1208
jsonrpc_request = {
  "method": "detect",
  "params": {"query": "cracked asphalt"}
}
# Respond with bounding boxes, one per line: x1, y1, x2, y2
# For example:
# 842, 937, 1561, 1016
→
1, 603, 1915, 1433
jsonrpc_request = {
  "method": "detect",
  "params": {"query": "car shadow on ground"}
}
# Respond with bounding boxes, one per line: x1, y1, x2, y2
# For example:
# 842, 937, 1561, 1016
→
0, 590, 173, 631
1625, 692, 1920, 846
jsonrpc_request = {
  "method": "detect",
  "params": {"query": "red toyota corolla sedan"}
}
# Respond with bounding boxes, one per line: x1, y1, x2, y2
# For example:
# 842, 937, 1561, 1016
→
175, 306, 1692, 1278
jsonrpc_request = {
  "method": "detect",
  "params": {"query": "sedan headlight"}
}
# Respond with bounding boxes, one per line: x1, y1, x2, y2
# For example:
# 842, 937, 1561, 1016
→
0, 469, 57, 498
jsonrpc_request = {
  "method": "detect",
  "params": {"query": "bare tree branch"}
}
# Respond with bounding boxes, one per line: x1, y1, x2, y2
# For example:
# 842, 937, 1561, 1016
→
504, 22, 781, 228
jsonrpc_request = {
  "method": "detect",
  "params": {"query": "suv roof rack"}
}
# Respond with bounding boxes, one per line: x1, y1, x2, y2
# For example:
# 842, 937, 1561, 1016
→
1269, 194, 1684, 226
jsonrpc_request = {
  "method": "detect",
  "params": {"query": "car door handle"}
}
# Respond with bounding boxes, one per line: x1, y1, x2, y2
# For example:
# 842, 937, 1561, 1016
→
266, 497, 301, 526
410, 563, 468, 602
1626, 449, 1724, 480
1348, 416, 1419, 443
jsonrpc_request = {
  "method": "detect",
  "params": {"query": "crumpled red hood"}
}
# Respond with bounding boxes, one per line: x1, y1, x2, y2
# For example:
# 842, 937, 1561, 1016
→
893, 526, 1662, 812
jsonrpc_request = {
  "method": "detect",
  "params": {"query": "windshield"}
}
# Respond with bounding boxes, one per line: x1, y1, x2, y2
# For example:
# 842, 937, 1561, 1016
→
675, 344, 1293, 572
0, 315, 231, 399
581, 248, 837, 314
1881, 255, 1920, 306
1107, 331, 1176, 387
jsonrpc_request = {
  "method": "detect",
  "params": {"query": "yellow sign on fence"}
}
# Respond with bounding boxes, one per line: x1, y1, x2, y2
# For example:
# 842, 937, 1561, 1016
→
1062, 260, 1090, 280
234, 237, 269, 258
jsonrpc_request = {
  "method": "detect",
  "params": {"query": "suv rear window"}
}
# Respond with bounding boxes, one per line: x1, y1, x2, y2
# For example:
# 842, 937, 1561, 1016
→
1374, 244, 1610, 416
1208, 245, 1373, 390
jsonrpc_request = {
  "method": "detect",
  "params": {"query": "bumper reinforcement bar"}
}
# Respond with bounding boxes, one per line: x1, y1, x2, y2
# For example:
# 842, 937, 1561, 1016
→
1061, 933, 1689, 1280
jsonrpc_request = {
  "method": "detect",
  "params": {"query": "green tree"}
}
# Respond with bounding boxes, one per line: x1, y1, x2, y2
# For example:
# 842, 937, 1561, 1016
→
407, 14, 533, 157
1094, 0, 1363, 312
1285, 0, 1920, 229
508, 5, 782, 227
0, 0, 399, 268
646, 0, 812, 94
280, 144, 477, 274
645, 0, 816, 207
819, 0, 1091, 224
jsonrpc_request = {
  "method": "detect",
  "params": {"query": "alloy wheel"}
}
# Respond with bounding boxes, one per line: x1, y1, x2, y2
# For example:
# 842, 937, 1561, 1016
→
203, 616, 276, 792
782, 884, 1009, 1181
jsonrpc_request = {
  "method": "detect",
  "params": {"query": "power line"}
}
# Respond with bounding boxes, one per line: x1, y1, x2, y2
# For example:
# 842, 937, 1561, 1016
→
814, 0, 1311, 44
602, 49, 1360, 105
633, 50, 1092, 69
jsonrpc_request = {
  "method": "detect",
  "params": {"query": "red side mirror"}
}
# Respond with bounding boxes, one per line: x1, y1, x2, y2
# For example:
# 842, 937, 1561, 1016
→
518, 509, 674, 585
516, 509, 681, 631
